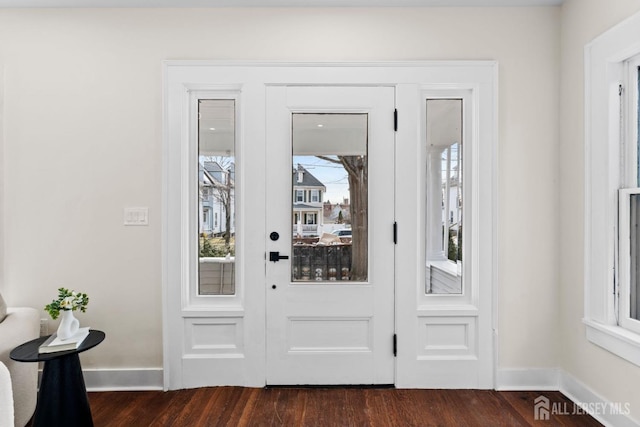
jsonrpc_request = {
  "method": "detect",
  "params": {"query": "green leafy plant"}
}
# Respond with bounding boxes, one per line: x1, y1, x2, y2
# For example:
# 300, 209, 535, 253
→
44, 288, 89, 320
199, 235, 235, 257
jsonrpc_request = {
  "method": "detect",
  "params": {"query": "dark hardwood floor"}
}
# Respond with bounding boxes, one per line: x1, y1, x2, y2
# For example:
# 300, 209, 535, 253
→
84, 388, 603, 426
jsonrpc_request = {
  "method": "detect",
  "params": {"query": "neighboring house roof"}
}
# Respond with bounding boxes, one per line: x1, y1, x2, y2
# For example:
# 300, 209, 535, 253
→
204, 161, 223, 173
204, 161, 225, 183
293, 164, 325, 189
199, 164, 214, 185
203, 160, 235, 185
293, 204, 322, 210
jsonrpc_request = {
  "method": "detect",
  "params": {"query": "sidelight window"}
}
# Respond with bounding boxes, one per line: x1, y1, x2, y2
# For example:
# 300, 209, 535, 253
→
425, 99, 463, 294
197, 99, 236, 296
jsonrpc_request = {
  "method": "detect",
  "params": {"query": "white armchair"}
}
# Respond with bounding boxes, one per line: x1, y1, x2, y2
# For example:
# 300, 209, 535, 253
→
0, 300, 39, 427
0, 361, 14, 427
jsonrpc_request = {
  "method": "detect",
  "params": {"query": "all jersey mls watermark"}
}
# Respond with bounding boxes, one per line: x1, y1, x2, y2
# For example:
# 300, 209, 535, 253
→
534, 395, 631, 420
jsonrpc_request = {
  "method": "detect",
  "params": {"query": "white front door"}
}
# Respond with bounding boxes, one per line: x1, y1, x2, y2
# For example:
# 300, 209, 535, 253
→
265, 86, 396, 385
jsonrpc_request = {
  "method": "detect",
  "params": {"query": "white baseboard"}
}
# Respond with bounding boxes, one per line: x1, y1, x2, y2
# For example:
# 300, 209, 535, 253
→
495, 368, 560, 390
496, 368, 638, 427
84, 368, 164, 391
559, 371, 639, 427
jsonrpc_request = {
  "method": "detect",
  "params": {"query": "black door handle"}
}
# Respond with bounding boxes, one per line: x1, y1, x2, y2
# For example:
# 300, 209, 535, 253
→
269, 251, 289, 262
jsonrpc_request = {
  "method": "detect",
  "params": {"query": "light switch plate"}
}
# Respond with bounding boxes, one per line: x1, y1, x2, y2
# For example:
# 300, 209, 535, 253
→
124, 207, 149, 226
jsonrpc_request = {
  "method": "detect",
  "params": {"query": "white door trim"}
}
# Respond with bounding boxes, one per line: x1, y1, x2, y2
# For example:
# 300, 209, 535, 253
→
394, 79, 497, 388
162, 61, 498, 390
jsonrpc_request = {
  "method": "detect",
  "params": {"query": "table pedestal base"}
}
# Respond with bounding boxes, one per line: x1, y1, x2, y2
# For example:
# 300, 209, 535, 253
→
33, 353, 93, 427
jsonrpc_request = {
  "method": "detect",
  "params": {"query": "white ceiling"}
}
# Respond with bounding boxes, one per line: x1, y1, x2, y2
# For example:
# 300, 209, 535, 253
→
0, 0, 564, 8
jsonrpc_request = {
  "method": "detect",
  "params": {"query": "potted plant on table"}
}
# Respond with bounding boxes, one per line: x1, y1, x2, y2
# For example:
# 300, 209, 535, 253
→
44, 288, 89, 340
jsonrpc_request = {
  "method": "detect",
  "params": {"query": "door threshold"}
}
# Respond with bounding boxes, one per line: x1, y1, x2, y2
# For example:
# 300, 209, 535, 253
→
265, 384, 395, 389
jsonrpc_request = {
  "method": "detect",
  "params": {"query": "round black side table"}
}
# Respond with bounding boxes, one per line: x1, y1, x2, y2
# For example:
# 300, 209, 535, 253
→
10, 330, 105, 427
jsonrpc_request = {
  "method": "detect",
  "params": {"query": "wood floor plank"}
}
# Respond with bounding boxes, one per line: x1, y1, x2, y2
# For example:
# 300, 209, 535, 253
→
305, 389, 350, 426
499, 391, 604, 427
363, 389, 396, 427
149, 388, 200, 426
79, 387, 603, 427
411, 390, 462, 426
342, 388, 369, 426
264, 388, 297, 426
187, 387, 225, 426
378, 389, 422, 426
228, 387, 261, 427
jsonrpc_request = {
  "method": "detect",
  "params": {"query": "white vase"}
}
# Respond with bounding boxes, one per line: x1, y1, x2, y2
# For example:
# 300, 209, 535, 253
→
57, 310, 79, 340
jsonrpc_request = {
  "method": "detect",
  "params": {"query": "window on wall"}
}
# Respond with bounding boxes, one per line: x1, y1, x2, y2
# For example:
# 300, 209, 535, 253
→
617, 55, 640, 334
198, 99, 236, 296
425, 99, 463, 294
585, 12, 640, 366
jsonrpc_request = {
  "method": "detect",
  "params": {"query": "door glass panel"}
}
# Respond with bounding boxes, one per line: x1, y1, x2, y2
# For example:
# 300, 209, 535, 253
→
426, 99, 463, 294
291, 113, 368, 282
198, 99, 236, 295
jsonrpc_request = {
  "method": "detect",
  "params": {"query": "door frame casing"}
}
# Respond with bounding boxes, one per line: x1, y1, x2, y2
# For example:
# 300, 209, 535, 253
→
162, 61, 498, 390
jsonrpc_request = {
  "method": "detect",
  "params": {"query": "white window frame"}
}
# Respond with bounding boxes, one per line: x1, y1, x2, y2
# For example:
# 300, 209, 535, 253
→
187, 90, 243, 308
618, 188, 640, 334
311, 189, 319, 203
296, 189, 304, 203
424, 93, 470, 297
618, 54, 640, 336
585, 10, 640, 366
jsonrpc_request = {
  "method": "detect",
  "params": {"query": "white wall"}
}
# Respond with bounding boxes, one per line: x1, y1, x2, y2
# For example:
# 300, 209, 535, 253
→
0, 8, 560, 376
0, 65, 4, 294
560, 0, 640, 420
